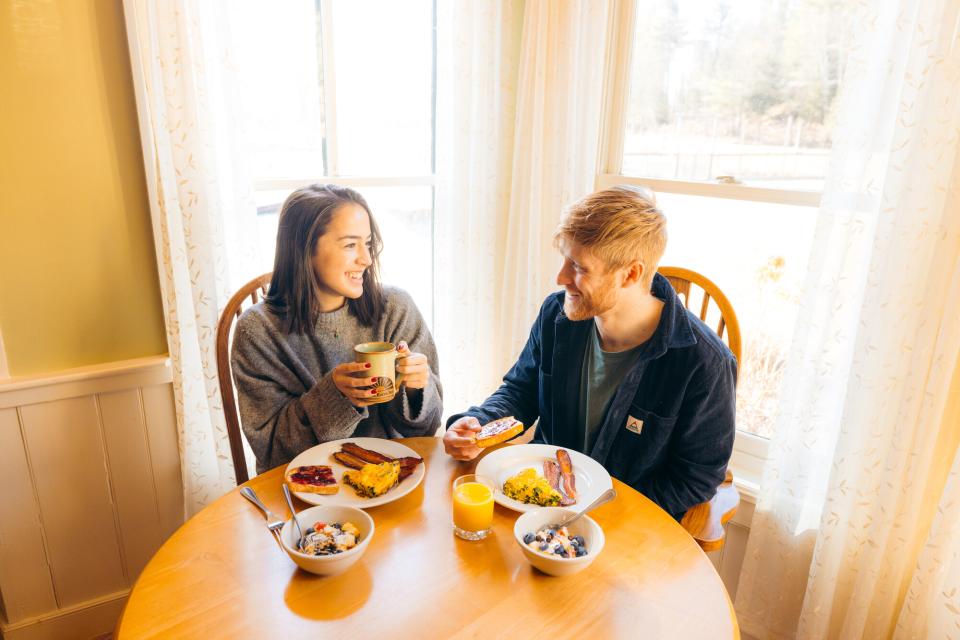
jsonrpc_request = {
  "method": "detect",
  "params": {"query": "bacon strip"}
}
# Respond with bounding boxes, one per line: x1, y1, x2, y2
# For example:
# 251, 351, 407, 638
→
332, 451, 368, 470
556, 449, 578, 503
544, 460, 561, 491
544, 459, 575, 505
341, 442, 393, 464
335, 444, 423, 481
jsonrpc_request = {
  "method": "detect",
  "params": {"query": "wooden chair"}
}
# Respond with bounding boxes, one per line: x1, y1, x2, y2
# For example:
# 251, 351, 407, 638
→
215, 272, 272, 485
658, 266, 741, 552
659, 266, 741, 364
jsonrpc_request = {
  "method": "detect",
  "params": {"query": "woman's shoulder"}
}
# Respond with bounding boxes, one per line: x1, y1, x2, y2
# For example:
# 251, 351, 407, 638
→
380, 286, 427, 324
235, 301, 283, 340
381, 285, 418, 310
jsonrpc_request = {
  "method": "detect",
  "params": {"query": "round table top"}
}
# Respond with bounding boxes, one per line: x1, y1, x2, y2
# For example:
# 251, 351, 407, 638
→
117, 437, 738, 639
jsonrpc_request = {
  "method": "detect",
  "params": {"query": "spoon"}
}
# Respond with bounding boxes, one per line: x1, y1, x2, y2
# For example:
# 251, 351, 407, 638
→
282, 484, 306, 550
553, 488, 617, 529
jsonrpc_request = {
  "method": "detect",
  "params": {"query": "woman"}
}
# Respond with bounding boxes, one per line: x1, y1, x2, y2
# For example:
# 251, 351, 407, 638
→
231, 184, 442, 474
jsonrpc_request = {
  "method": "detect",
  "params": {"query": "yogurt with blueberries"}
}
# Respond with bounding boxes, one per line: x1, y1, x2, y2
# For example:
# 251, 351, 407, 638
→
522, 525, 587, 558
300, 521, 360, 556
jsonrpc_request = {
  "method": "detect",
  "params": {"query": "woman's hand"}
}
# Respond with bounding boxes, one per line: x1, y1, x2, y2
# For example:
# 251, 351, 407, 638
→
396, 341, 430, 389
332, 362, 379, 408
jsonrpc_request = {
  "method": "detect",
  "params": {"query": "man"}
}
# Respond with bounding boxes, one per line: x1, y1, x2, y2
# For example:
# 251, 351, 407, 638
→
443, 186, 736, 520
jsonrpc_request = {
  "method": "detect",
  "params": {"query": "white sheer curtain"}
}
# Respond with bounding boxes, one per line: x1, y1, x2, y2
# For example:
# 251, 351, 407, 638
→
735, 0, 960, 637
434, 0, 524, 415
435, 0, 615, 405
123, 0, 263, 515
496, 0, 612, 372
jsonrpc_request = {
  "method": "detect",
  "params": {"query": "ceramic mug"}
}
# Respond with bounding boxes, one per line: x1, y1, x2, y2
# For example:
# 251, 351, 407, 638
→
353, 342, 407, 404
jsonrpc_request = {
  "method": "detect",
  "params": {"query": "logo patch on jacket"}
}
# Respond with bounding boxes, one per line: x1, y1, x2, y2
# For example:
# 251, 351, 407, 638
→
626, 415, 643, 435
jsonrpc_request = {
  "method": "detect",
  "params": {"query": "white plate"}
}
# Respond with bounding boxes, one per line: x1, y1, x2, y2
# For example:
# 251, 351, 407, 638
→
475, 444, 613, 513
284, 437, 425, 508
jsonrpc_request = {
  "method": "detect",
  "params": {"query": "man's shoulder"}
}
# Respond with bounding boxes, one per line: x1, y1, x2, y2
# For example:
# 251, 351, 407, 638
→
679, 308, 737, 370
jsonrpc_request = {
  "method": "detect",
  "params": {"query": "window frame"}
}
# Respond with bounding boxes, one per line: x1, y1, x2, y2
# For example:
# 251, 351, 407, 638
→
595, 0, 829, 492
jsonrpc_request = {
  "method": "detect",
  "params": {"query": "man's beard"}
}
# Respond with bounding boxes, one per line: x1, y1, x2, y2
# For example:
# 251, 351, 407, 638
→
563, 285, 617, 321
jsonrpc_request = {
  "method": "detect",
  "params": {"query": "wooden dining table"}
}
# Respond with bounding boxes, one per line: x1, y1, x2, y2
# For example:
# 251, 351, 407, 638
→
116, 437, 739, 639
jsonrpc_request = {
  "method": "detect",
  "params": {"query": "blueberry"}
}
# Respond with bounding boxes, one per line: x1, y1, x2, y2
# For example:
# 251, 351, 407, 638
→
573, 535, 585, 546
523, 533, 535, 544
539, 543, 549, 551
548, 529, 557, 537
576, 547, 587, 557
535, 534, 543, 542
554, 547, 566, 556
304, 527, 314, 535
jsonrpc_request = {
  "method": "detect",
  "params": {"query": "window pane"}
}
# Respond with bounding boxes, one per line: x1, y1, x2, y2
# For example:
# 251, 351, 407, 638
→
656, 193, 817, 438
252, 189, 288, 274
326, 0, 434, 176
361, 186, 434, 326
253, 186, 434, 327
228, 1, 325, 178
623, 0, 852, 190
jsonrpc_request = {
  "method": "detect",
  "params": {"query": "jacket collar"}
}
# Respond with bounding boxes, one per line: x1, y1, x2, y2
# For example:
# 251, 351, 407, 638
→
641, 272, 697, 359
554, 272, 697, 359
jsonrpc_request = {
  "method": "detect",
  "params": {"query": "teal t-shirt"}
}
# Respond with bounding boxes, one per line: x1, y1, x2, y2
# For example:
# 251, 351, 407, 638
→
578, 325, 644, 452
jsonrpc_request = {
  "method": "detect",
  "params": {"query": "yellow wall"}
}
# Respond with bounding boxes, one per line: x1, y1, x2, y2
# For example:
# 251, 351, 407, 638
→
0, 0, 166, 376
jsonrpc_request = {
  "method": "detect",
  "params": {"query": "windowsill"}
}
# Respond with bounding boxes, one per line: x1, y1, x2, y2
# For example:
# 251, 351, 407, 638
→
731, 474, 759, 504
729, 430, 768, 504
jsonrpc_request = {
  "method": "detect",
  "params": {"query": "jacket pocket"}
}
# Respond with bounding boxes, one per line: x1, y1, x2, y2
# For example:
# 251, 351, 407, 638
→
622, 406, 676, 437
609, 405, 677, 473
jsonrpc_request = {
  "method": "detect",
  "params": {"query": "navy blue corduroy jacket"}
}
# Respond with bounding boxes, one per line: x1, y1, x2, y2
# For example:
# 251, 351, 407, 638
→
448, 273, 737, 520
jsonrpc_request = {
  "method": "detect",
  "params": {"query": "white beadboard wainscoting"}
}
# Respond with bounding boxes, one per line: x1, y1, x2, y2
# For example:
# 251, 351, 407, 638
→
707, 492, 756, 605
0, 356, 183, 640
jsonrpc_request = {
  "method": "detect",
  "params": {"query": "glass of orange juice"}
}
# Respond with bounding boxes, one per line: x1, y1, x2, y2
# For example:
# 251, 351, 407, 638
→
452, 474, 494, 540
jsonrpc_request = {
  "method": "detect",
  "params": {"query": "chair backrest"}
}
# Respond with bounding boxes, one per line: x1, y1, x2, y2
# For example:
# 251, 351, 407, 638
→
215, 272, 272, 485
658, 266, 741, 365
659, 266, 741, 551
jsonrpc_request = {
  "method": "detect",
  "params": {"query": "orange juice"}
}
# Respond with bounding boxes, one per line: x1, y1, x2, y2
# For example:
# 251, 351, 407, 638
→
453, 482, 493, 531
452, 475, 494, 540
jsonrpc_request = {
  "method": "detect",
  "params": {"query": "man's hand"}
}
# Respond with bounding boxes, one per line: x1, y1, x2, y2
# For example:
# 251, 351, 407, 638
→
443, 416, 483, 461
332, 362, 379, 408
396, 341, 430, 389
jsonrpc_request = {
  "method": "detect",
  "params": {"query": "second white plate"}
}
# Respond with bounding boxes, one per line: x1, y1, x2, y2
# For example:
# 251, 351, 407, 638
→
475, 444, 613, 513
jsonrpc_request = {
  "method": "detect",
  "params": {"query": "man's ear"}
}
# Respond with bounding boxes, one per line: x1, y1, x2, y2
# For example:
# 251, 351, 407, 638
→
621, 260, 644, 288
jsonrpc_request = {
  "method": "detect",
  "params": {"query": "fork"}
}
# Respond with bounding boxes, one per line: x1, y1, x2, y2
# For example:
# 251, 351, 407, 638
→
240, 487, 286, 551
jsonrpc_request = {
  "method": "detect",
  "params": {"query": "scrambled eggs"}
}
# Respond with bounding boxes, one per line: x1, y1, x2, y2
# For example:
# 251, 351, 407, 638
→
343, 461, 400, 498
502, 468, 563, 506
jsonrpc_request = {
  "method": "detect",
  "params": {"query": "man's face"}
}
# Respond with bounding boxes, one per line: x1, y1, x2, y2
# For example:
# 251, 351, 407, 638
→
555, 240, 621, 321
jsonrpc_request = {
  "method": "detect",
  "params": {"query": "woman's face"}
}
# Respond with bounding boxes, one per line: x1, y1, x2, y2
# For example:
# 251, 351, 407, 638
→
312, 203, 373, 311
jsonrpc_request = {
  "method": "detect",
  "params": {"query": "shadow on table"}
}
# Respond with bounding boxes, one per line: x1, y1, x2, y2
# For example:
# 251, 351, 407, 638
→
283, 562, 373, 620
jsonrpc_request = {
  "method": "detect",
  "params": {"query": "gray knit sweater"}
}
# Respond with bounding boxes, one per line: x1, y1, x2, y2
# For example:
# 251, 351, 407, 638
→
231, 286, 443, 474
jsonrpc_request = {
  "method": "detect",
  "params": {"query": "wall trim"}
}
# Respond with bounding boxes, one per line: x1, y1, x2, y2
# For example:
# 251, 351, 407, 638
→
0, 589, 129, 640
0, 356, 172, 409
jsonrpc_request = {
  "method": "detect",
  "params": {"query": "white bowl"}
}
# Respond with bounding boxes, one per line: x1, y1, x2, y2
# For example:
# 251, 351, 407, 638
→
513, 507, 604, 577
280, 505, 374, 576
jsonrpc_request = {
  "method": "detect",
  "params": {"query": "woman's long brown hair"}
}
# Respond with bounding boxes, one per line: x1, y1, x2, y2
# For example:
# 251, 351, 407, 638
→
266, 184, 385, 333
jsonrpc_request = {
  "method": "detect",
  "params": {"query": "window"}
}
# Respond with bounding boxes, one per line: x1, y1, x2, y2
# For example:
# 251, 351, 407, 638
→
235, 0, 437, 325
599, 0, 852, 482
